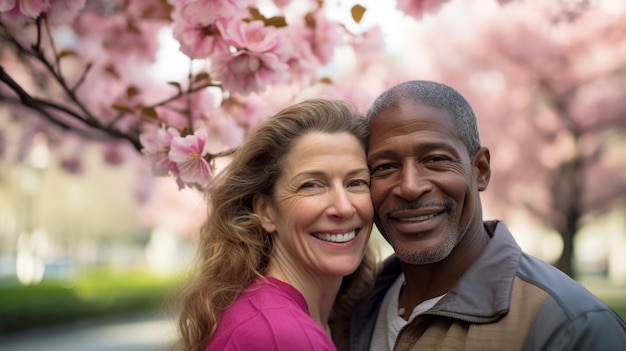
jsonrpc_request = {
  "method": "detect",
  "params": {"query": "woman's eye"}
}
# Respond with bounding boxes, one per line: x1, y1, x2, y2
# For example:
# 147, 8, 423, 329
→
300, 180, 329, 191
300, 181, 318, 189
348, 179, 369, 187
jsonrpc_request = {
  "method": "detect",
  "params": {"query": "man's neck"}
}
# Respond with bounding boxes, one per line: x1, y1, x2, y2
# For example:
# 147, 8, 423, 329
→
400, 225, 492, 309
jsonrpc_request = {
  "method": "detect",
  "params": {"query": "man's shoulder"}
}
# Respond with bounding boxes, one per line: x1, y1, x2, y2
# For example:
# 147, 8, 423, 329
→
517, 254, 626, 350
517, 253, 603, 309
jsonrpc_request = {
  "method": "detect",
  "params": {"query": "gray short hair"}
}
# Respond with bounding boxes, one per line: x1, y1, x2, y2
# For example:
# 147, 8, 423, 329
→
367, 80, 481, 156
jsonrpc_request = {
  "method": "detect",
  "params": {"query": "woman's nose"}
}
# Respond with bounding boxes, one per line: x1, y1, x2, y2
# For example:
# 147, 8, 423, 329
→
327, 188, 356, 219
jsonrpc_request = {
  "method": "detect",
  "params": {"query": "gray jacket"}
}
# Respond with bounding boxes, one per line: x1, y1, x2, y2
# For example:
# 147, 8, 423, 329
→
349, 221, 626, 350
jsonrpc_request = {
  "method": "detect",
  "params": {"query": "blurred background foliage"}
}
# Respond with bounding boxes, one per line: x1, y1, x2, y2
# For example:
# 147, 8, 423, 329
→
0, 270, 181, 333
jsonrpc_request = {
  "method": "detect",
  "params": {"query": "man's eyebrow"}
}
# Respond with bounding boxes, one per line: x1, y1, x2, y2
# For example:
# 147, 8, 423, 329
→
367, 149, 397, 162
368, 141, 460, 161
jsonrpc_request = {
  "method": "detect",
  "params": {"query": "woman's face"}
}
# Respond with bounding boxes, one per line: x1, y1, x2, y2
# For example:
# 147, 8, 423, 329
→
256, 131, 373, 280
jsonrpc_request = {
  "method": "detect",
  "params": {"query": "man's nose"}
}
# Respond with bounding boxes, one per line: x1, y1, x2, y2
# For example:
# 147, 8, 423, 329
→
394, 163, 432, 200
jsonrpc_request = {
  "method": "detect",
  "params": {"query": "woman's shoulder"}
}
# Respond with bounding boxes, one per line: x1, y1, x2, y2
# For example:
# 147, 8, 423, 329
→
208, 312, 336, 350
206, 277, 337, 351
219, 277, 310, 326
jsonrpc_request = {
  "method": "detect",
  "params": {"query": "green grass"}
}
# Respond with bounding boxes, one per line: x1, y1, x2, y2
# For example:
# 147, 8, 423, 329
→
0, 270, 182, 333
1, 272, 624, 335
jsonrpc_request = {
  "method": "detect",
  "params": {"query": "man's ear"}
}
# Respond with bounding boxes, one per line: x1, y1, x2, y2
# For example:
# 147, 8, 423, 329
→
474, 147, 491, 192
253, 193, 277, 234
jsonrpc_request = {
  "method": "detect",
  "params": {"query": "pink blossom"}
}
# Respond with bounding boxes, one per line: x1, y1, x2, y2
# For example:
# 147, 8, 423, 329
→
72, 12, 162, 64
350, 24, 386, 63
0, 0, 16, 13
48, 0, 85, 24
193, 91, 244, 150
272, 0, 292, 8
308, 10, 346, 65
59, 156, 83, 174
176, 0, 244, 26
213, 18, 290, 95
168, 128, 213, 188
134, 160, 154, 204
73, 63, 127, 120
0, 0, 50, 18
140, 126, 180, 176
169, 0, 233, 59
57, 134, 85, 175
172, 21, 221, 59
396, 0, 451, 20
101, 142, 132, 166
155, 89, 222, 131
280, 22, 319, 81
205, 112, 244, 149
225, 85, 299, 130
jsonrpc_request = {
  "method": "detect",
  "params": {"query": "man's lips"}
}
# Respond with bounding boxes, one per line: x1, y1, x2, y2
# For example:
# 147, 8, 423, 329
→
387, 205, 449, 223
395, 212, 441, 222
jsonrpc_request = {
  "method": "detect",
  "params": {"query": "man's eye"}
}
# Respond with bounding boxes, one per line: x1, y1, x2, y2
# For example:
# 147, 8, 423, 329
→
427, 155, 448, 163
372, 164, 395, 173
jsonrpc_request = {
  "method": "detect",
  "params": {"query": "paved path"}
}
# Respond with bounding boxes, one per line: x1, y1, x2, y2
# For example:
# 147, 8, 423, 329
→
0, 312, 176, 351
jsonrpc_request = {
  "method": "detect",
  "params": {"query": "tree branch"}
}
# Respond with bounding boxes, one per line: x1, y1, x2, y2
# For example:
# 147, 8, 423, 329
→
0, 65, 142, 150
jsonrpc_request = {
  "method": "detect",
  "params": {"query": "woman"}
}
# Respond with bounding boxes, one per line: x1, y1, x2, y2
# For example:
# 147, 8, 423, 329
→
176, 99, 379, 351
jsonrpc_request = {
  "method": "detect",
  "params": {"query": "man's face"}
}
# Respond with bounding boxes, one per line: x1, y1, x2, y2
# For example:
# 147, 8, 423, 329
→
367, 101, 489, 265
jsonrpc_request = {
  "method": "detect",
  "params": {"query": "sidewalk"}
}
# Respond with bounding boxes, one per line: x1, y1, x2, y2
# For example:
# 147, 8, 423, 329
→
0, 311, 176, 351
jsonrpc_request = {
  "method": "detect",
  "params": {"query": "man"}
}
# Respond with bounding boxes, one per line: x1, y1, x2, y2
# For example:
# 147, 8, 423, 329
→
349, 80, 626, 350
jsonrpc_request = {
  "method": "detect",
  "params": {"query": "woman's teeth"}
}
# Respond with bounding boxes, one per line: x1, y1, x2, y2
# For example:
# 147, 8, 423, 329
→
313, 230, 356, 243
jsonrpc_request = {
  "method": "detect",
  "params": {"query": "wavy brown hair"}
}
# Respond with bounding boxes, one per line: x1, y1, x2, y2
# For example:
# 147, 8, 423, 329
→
174, 98, 380, 351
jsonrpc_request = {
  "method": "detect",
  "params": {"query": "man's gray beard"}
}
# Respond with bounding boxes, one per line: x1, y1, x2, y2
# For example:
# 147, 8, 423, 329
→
384, 229, 461, 265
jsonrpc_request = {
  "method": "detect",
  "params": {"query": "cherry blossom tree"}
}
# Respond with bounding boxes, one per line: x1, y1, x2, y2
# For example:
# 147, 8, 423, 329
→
397, 0, 626, 277
3, 1, 620, 278
0, 0, 458, 193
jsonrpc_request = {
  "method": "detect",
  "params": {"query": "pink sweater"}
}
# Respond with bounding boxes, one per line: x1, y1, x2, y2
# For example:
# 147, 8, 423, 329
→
206, 277, 337, 351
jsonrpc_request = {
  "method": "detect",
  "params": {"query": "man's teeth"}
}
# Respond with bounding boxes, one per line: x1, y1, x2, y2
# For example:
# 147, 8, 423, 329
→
397, 213, 437, 222
313, 230, 356, 243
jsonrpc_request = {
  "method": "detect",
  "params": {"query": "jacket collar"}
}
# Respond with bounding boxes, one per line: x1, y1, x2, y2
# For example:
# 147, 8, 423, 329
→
428, 220, 521, 322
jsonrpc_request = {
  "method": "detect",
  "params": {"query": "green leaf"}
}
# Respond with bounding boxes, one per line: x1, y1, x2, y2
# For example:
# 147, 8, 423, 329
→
58, 50, 76, 59
265, 16, 287, 28
319, 77, 333, 84
168, 81, 182, 94
141, 107, 159, 119
127, 19, 141, 34
351, 4, 366, 24
194, 72, 210, 83
105, 64, 120, 79
180, 127, 193, 137
247, 7, 287, 27
248, 7, 265, 21
126, 86, 140, 98
112, 104, 135, 114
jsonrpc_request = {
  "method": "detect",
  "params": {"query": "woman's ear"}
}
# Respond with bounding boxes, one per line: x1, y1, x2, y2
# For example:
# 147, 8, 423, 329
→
253, 193, 277, 234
